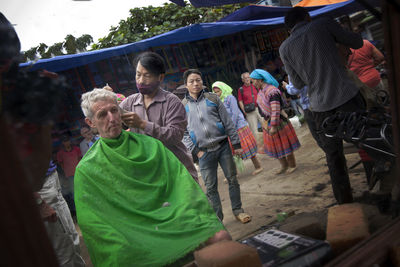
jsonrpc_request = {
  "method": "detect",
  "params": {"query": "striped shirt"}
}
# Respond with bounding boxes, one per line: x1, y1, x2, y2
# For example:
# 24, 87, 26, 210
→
279, 17, 363, 112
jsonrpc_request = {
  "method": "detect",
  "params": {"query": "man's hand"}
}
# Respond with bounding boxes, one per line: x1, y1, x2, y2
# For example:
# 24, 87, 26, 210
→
197, 151, 205, 159
233, 148, 243, 156
281, 81, 288, 90
121, 112, 147, 130
39, 201, 57, 222
269, 126, 278, 135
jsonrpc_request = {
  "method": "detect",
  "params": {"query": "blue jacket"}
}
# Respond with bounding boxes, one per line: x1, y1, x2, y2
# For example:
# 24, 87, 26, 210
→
183, 90, 241, 156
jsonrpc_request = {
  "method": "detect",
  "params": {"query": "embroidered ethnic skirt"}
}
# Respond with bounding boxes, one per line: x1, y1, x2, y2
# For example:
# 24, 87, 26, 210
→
229, 125, 258, 160
263, 119, 300, 159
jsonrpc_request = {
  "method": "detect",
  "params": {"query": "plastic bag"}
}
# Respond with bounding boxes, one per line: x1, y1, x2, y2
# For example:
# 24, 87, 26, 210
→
234, 155, 244, 173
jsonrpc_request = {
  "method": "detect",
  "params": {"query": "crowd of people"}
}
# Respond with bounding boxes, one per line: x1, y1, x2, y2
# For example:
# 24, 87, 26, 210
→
1, 5, 389, 266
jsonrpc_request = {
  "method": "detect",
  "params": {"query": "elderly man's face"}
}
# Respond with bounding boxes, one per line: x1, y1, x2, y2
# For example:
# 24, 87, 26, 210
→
85, 99, 122, 139
242, 74, 251, 86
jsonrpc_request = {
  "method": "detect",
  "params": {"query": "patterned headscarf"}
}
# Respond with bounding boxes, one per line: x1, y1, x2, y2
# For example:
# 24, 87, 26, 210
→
116, 93, 126, 103
250, 69, 279, 88
212, 81, 233, 102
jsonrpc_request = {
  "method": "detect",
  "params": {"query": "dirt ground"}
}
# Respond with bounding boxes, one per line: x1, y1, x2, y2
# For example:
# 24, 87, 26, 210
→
77, 122, 394, 266
207, 123, 388, 240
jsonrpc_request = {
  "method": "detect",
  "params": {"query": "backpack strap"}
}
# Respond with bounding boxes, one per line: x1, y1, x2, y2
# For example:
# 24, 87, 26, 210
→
204, 92, 219, 105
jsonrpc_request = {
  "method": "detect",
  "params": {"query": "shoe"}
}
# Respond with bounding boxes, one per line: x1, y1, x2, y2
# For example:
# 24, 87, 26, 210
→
235, 213, 252, 224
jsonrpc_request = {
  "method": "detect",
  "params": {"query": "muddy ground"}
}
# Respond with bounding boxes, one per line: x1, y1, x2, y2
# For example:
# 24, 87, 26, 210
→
216, 124, 393, 241
78, 123, 394, 266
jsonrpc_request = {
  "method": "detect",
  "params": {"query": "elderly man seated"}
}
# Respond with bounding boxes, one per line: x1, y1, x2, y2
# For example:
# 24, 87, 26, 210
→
76, 88, 230, 266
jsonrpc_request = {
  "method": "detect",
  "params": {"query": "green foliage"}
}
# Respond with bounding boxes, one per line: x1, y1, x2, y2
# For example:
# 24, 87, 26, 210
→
23, 1, 249, 61
93, 1, 248, 49
23, 33, 94, 62
64, 34, 77, 54
24, 46, 38, 62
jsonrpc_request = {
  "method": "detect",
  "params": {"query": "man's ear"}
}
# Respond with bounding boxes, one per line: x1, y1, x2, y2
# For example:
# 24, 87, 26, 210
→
159, 73, 165, 83
85, 117, 95, 129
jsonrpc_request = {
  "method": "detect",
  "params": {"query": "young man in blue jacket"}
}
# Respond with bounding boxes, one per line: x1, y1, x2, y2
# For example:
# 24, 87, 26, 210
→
182, 69, 251, 224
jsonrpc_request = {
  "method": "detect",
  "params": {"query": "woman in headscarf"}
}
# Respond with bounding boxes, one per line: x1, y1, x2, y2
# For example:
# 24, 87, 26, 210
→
212, 81, 263, 176
250, 69, 300, 174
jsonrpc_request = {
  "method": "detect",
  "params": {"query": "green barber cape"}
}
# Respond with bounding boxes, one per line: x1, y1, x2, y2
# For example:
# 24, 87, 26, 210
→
74, 130, 224, 267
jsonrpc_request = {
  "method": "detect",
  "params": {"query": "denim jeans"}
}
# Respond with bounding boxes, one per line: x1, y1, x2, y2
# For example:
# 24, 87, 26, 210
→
290, 98, 303, 116
199, 141, 243, 221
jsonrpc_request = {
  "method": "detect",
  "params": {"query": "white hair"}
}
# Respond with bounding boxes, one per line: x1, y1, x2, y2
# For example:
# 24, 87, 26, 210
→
241, 72, 250, 79
81, 88, 118, 118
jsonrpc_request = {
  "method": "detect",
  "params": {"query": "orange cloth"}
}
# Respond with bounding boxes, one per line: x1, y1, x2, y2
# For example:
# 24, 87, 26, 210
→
348, 40, 381, 88
295, 0, 348, 7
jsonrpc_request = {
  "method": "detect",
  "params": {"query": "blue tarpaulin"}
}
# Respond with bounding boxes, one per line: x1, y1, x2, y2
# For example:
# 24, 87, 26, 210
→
20, 0, 376, 72
170, 0, 257, 7
219, 5, 321, 21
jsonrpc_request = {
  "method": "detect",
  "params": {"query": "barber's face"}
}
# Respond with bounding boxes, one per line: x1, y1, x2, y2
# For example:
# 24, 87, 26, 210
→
85, 99, 122, 139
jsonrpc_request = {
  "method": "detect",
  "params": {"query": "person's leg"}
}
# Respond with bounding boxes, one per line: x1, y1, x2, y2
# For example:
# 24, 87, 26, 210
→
290, 99, 301, 116
286, 153, 297, 174
313, 111, 353, 204
250, 156, 263, 175
295, 99, 304, 115
60, 175, 76, 216
304, 109, 324, 149
199, 150, 224, 221
218, 142, 244, 216
276, 157, 289, 174
246, 111, 258, 137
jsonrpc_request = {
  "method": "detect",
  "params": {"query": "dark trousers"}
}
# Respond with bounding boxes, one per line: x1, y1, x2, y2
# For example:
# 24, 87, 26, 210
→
304, 109, 324, 149
313, 93, 365, 204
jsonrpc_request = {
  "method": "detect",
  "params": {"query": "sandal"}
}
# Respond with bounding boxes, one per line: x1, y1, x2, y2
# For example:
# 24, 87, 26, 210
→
286, 167, 297, 174
252, 168, 263, 175
235, 213, 252, 224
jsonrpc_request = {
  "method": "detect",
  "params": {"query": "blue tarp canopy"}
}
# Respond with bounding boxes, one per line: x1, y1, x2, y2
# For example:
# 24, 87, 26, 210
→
219, 4, 321, 21
170, 0, 257, 7
20, 0, 376, 72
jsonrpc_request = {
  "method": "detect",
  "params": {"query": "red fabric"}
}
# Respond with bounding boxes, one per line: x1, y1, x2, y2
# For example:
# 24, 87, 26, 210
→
57, 146, 81, 177
263, 120, 300, 159
358, 149, 373, 161
228, 125, 258, 160
348, 40, 381, 88
237, 84, 259, 106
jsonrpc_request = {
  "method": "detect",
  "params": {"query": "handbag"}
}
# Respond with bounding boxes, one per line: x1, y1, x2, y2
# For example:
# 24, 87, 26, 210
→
240, 86, 257, 113
244, 102, 256, 113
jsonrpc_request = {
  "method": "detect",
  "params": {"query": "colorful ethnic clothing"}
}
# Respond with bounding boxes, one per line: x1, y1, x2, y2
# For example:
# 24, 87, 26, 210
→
74, 130, 224, 267
257, 84, 300, 159
263, 120, 300, 158
229, 125, 258, 160
212, 81, 257, 160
